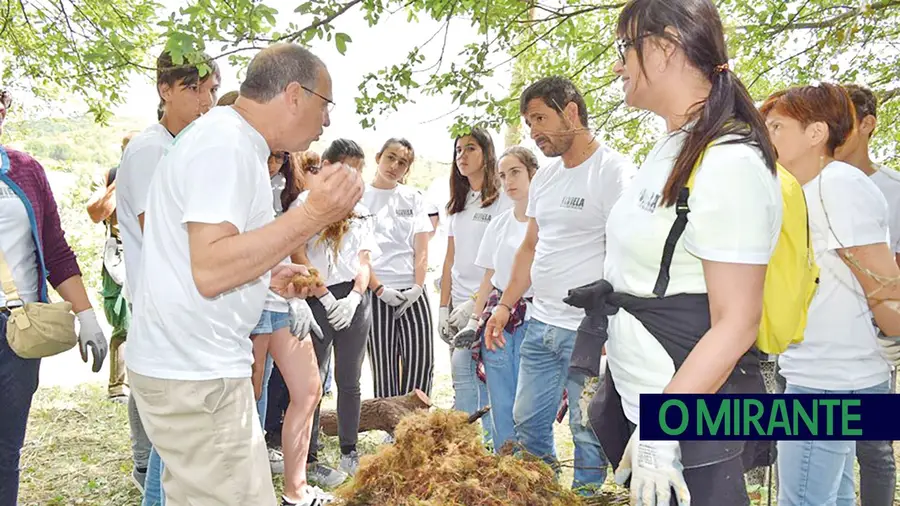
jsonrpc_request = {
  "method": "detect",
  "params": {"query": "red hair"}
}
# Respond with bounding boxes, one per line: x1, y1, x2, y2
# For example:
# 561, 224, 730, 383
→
760, 83, 857, 156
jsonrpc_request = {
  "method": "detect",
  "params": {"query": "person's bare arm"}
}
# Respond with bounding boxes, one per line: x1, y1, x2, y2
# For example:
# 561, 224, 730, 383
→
138, 213, 145, 232
54, 275, 93, 313
894, 253, 900, 270
86, 181, 116, 224
665, 261, 766, 394
354, 251, 372, 295
414, 232, 429, 287
440, 238, 454, 307
497, 218, 537, 308
840, 242, 900, 336
473, 268, 494, 319
188, 209, 324, 298
428, 215, 439, 240
189, 165, 362, 299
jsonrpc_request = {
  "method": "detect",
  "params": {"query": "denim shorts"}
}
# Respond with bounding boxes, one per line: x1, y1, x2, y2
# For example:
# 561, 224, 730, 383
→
251, 309, 291, 335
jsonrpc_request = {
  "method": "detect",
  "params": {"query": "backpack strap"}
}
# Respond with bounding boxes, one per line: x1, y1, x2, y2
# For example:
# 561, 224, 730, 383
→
653, 187, 691, 297
652, 152, 703, 298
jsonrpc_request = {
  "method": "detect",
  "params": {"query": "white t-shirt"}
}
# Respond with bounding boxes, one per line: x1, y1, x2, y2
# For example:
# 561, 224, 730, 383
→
446, 191, 511, 307
363, 184, 434, 288
291, 193, 379, 287
116, 123, 174, 299
778, 161, 891, 391
263, 172, 290, 313
475, 208, 533, 299
0, 181, 38, 305
870, 164, 900, 253
604, 132, 782, 424
526, 143, 636, 331
126, 107, 274, 380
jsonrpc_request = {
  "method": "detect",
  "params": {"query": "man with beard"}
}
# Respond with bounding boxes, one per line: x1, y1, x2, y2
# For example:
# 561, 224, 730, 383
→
485, 76, 636, 495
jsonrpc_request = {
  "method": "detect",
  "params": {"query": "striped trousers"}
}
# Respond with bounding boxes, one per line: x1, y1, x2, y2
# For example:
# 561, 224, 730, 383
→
367, 291, 434, 398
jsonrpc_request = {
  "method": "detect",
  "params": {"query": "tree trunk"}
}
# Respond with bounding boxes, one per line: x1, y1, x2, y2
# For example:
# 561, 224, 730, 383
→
320, 389, 432, 436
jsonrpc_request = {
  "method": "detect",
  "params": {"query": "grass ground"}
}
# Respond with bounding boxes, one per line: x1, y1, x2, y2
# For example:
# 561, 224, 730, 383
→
17, 380, 900, 505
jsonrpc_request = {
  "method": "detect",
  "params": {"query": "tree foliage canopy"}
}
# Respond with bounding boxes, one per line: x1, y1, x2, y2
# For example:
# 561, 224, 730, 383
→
3, 0, 899, 162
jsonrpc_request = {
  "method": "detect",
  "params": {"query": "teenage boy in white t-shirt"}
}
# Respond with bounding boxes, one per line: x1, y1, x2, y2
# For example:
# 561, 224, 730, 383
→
125, 43, 364, 506
485, 77, 636, 494
115, 49, 220, 495
835, 83, 899, 506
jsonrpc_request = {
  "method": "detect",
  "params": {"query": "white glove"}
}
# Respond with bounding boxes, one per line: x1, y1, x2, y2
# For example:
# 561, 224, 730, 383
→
614, 427, 690, 506
326, 290, 362, 331
393, 284, 424, 319
451, 316, 480, 348
377, 287, 407, 307
448, 299, 474, 330
76, 309, 109, 373
876, 334, 900, 367
288, 299, 318, 341
438, 306, 451, 345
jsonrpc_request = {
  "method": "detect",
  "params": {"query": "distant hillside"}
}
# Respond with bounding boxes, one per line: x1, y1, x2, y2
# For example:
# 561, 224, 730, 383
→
2, 113, 452, 300
3, 114, 451, 192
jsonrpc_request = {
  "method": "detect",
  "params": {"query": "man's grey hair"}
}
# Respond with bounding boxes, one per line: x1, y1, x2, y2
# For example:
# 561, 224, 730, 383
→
240, 43, 326, 102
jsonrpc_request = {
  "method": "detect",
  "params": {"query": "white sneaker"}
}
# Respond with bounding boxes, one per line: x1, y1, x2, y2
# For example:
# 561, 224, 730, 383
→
269, 447, 285, 474
339, 450, 359, 477
284, 485, 334, 505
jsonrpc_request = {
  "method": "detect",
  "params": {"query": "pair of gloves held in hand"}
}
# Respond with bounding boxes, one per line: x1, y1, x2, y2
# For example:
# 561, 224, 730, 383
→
434, 299, 479, 348
287, 291, 360, 340
289, 284, 427, 340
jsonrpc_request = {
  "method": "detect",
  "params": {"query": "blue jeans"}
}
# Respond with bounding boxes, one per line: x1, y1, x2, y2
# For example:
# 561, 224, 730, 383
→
481, 322, 528, 451
777, 381, 890, 506
141, 447, 165, 506
0, 312, 41, 505
513, 318, 608, 492
450, 346, 493, 444
256, 354, 274, 429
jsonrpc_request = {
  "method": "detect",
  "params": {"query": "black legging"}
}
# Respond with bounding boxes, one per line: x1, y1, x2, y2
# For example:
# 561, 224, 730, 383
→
307, 282, 372, 458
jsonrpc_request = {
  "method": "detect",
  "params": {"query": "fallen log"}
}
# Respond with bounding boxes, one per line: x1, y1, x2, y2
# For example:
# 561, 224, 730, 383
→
320, 388, 432, 436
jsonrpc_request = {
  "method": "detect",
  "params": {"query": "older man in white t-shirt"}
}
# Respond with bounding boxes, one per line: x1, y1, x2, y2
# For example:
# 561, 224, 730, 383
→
835, 83, 898, 506
125, 43, 363, 506
486, 77, 636, 494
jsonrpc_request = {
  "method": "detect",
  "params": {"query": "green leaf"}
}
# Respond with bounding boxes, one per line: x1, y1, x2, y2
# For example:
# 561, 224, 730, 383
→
335, 32, 352, 55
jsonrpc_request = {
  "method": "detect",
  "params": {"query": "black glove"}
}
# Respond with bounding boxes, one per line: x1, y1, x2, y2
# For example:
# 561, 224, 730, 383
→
565, 280, 618, 377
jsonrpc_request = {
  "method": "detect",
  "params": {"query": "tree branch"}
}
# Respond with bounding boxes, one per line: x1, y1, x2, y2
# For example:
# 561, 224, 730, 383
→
738, 0, 900, 32
267, 0, 363, 43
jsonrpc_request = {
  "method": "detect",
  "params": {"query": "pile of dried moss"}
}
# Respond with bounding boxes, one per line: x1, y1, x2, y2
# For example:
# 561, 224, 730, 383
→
334, 409, 586, 506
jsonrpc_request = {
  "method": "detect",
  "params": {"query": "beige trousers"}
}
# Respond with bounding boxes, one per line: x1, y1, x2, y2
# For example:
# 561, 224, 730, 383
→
128, 369, 277, 506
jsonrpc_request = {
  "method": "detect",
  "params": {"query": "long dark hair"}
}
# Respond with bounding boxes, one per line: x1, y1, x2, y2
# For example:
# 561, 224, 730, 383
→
447, 127, 500, 215
276, 153, 303, 212
617, 0, 776, 207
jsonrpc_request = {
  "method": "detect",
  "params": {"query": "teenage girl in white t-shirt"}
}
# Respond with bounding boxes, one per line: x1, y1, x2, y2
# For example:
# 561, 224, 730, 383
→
363, 138, 436, 399
599, 1, 783, 504
761, 83, 900, 506
291, 139, 378, 483
252, 150, 335, 505
439, 127, 509, 442
453, 146, 538, 451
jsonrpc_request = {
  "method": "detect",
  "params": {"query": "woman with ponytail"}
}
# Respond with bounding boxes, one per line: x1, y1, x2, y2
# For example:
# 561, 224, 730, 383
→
588, 0, 783, 503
